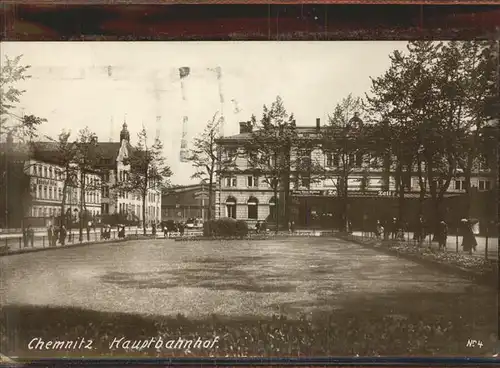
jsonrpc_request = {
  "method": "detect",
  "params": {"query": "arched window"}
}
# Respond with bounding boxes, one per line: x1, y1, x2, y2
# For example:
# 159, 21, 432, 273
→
269, 197, 277, 220
247, 197, 258, 219
226, 197, 237, 219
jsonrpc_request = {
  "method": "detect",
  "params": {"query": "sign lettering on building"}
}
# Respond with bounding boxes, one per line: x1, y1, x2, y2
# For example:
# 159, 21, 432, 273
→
35, 178, 58, 186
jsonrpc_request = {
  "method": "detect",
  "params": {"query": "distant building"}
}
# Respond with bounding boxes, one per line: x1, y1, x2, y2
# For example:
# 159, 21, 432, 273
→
0, 134, 101, 228
161, 182, 214, 222
0, 121, 163, 229
215, 120, 497, 230
93, 122, 162, 224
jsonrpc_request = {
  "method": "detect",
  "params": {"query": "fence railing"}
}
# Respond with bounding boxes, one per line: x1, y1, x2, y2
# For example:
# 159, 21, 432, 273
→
0, 228, 205, 254
348, 230, 497, 261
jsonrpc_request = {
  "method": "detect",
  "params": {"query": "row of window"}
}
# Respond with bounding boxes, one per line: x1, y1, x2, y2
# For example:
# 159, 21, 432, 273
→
223, 176, 259, 188
31, 164, 63, 180
32, 185, 101, 203
224, 148, 491, 172
31, 163, 102, 185
454, 180, 492, 191
30, 206, 101, 218
224, 149, 377, 169
224, 196, 276, 220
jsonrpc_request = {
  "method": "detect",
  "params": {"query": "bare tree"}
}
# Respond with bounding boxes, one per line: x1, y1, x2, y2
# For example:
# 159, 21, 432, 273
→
0, 55, 45, 141
187, 112, 235, 220
115, 127, 172, 235
74, 127, 99, 241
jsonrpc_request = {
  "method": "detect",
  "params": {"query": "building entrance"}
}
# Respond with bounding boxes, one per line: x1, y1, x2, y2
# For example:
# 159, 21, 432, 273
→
294, 196, 337, 229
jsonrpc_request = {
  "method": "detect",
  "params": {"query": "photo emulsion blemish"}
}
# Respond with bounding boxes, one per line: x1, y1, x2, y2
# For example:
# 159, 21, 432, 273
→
0, 41, 498, 359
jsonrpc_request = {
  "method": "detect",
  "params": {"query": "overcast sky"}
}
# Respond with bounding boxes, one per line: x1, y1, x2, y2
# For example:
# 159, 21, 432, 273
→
1, 41, 407, 184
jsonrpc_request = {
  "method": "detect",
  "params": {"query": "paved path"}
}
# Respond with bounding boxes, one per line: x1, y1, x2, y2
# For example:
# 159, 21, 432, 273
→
1, 229, 202, 254
0, 237, 494, 320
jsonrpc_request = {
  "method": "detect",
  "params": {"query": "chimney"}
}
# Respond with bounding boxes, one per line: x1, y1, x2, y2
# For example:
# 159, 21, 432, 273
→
239, 121, 252, 134
316, 118, 320, 131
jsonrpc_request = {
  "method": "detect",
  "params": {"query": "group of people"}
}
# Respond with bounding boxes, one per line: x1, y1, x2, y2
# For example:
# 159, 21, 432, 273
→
255, 220, 268, 233
161, 221, 185, 238
373, 216, 479, 253
46, 224, 68, 246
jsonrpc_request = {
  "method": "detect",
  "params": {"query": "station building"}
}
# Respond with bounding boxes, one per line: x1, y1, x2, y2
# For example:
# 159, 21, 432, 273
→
214, 119, 497, 230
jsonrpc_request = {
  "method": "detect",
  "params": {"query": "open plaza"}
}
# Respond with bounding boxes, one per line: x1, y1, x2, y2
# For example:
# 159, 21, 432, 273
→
0, 236, 496, 357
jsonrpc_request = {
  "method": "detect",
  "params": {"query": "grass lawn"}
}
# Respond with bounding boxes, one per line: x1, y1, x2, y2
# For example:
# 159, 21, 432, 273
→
0, 237, 496, 358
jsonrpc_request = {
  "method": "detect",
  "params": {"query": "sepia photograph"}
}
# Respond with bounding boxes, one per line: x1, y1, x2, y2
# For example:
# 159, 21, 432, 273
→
0, 40, 498, 360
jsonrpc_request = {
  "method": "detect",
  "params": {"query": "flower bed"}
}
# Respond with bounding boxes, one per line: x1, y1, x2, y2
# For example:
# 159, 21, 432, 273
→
342, 235, 497, 287
1, 303, 496, 358
174, 234, 271, 242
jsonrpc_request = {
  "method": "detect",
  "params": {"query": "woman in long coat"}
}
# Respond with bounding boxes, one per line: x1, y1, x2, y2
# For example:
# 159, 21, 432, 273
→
461, 219, 477, 254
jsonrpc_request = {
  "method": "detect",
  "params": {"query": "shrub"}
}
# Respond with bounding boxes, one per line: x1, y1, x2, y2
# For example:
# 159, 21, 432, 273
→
216, 217, 237, 236
235, 220, 249, 238
203, 218, 248, 237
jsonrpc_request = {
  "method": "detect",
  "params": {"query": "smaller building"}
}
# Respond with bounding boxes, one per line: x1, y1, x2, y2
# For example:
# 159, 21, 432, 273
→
161, 182, 214, 222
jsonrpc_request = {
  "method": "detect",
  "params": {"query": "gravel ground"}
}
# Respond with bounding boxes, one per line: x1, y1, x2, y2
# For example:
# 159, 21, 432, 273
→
0, 237, 496, 358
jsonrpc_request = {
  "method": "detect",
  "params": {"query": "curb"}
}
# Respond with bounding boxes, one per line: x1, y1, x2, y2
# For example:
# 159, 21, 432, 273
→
338, 235, 497, 288
0, 238, 132, 257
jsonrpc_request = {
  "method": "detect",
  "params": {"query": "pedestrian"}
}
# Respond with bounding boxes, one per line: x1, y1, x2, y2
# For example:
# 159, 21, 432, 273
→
437, 220, 448, 250
290, 220, 295, 234
22, 227, 28, 248
255, 221, 261, 234
391, 217, 398, 240
414, 216, 425, 244
375, 220, 383, 239
60, 225, 67, 246
26, 225, 34, 247
86, 223, 91, 241
179, 222, 185, 236
47, 225, 54, 247
152, 223, 157, 237
53, 226, 59, 246
461, 219, 477, 255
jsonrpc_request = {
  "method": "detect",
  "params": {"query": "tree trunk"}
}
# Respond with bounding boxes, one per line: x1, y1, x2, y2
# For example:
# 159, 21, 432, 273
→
416, 157, 426, 218
207, 174, 213, 221
142, 191, 147, 236
396, 161, 405, 224
79, 171, 84, 242
462, 153, 474, 218
273, 186, 279, 234
61, 169, 69, 226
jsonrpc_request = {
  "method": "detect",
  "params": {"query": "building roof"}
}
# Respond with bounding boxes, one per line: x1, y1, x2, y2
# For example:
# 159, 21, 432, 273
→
216, 125, 377, 144
0, 139, 130, 169
163, 182, 211, 196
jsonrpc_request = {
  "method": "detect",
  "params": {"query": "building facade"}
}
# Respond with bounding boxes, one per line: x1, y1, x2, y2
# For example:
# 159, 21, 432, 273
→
0, 137, 102, 228
0, 122, 162, 229
215, 120, 497, 229
26, 159, 102, 222
95, 123, 162, 225
161, 182, 214, 222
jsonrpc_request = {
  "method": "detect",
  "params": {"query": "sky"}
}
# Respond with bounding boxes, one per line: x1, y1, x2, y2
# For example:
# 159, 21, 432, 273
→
1, 41, 408, 184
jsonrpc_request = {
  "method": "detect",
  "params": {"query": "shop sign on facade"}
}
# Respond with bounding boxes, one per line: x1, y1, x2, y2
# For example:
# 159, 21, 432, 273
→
34, 178, 58, 187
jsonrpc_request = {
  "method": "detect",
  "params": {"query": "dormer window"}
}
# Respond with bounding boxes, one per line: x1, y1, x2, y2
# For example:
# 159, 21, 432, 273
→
224, 148, 237, 161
